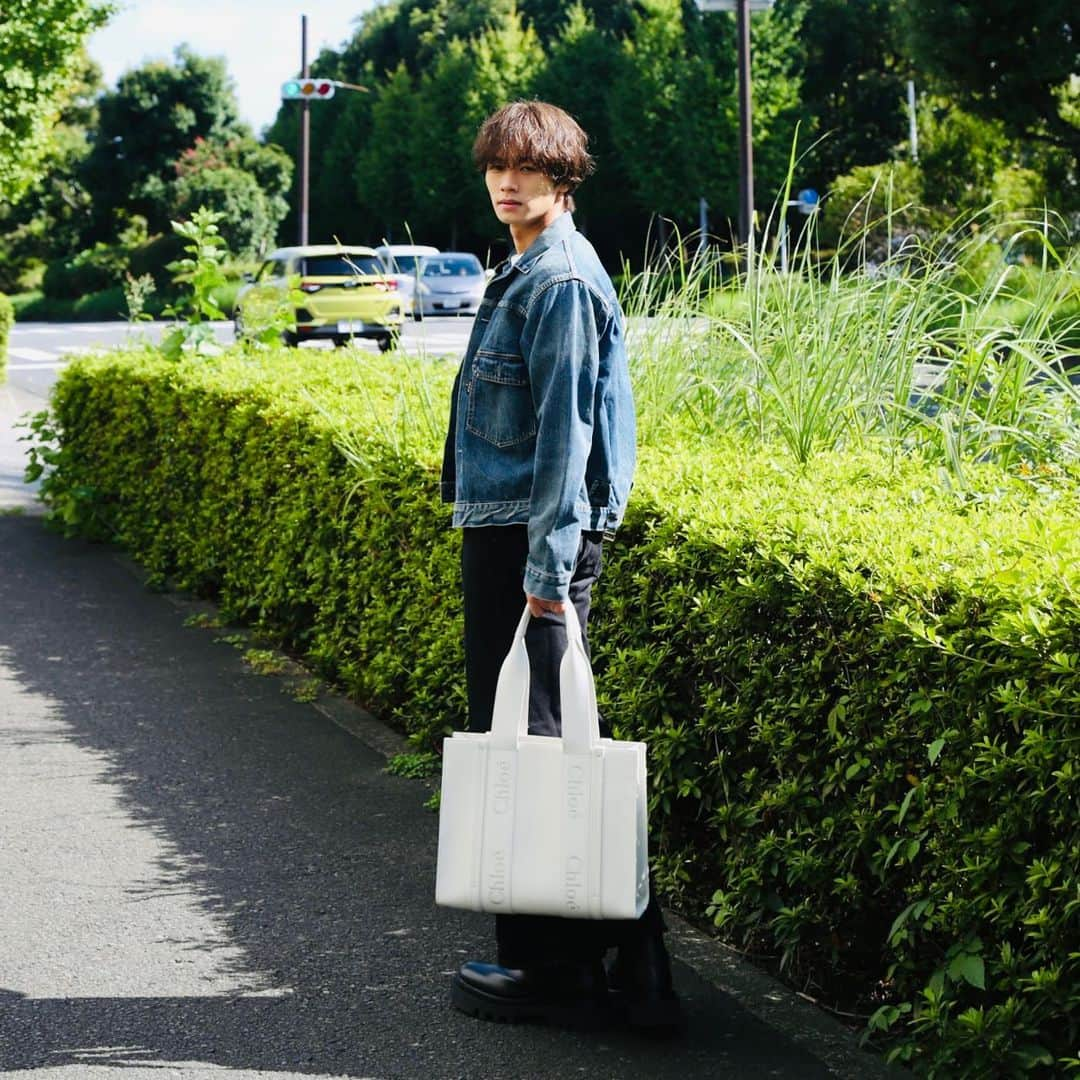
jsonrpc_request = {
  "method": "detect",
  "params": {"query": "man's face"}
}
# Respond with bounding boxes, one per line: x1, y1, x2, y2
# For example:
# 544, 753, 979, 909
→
485, 160, 567, 235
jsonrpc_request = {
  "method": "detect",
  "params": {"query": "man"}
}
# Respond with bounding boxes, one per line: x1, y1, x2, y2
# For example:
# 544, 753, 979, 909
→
440, 100, 682, 1033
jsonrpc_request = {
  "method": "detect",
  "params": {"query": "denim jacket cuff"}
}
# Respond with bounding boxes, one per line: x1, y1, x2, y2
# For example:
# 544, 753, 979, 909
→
523, 561, 570, 603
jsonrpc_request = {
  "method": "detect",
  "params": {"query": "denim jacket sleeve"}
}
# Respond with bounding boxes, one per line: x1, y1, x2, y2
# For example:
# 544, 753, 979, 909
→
519, 278, 606, 601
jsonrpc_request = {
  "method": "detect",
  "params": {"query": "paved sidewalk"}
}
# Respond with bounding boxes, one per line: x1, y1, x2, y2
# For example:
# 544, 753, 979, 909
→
0, 371, 44, 512
0, 383, 897, 1079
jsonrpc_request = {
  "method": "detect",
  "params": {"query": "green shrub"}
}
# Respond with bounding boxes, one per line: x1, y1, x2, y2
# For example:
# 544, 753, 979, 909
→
33, 347, 1079, 1075
12, 288, 133, 322
42, 241, 128, 300
0, 291, 12, 381
10, 281, 241, 324
127, 231, 187, 290
175, 166, 275, 259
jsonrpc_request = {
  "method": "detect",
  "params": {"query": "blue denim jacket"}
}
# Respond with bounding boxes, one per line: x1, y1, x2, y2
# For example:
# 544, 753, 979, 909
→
440, 213, 636, 602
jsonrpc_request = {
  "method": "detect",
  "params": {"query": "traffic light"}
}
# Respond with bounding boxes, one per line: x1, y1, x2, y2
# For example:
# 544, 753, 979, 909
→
281, 79, 336, 101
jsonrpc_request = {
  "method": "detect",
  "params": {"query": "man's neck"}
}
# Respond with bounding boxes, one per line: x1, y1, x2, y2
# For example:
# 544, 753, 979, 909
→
510, 204, 568, 255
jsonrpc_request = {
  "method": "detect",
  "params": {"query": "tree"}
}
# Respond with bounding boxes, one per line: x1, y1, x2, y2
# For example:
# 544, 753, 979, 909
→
410, 39, 483, 247
173, 137, 293, 257
792, 0, 909, 195
174, 168, 270, 259
901, 0, 1080, 159
465, 3, 545, 123
354, 62, 422, 242
81, 45, 248, 241
462, 4, 546, 242
532, 3, 641, 258
0, 51, 104, 291
819, 100, 1048, 254
339, 0, 515, 76
0, 0, 112, 203
608, 0, 736, 234
520, 0, 636, 43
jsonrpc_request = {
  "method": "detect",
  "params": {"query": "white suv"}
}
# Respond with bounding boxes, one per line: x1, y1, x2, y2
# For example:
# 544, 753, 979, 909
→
375, 244, 440, 320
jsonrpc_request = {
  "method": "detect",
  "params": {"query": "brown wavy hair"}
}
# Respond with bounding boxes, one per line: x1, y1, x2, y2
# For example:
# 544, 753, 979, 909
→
472, 100, 595, 193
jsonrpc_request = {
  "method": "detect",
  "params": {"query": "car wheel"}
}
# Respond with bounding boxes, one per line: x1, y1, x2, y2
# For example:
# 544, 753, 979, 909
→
332, 335, 349, 348
378, 332, 399, 353
413, 308, 424, 322
282, 330, 298, 348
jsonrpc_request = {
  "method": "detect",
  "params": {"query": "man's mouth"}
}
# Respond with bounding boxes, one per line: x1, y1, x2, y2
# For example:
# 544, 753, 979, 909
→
498, 200, 521, 207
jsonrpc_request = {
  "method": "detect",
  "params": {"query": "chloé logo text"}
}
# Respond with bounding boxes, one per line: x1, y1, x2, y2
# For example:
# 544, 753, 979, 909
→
491, 757, 512, 815
487, 848, 507, 906
566, 763, 586, 819
565, 854, 584, 912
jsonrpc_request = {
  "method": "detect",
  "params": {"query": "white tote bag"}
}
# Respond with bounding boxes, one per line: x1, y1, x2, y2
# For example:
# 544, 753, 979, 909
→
435, 602, 649, 920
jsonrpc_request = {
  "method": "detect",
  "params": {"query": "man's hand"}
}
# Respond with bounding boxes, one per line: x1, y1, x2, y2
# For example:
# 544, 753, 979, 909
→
526, 593, 565, 617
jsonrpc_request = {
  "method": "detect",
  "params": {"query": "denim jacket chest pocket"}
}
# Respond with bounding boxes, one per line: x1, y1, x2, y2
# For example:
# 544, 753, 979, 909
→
466, 349, 537, 448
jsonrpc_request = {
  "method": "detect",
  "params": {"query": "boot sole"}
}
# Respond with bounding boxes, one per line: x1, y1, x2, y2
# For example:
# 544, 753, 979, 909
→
450, 975, 608, 1029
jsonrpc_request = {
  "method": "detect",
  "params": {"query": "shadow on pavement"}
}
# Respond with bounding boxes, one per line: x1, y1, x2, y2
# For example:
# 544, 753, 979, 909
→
0, 516, 834, 1078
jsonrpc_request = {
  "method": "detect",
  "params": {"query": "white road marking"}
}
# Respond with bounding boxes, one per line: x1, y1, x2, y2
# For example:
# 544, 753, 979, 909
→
7, 347, 56, 362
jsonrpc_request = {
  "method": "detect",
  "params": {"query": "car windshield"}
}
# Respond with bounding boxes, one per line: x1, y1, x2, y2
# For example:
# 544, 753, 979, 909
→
302, 255, 381, 276
385, 254, 426, 275
423, 255, 483, 278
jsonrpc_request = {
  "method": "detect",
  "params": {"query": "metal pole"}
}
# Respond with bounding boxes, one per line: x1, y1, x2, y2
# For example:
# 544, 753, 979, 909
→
299, 14, 310, 246
735, 0, 754, 248
907, 79, 919, 162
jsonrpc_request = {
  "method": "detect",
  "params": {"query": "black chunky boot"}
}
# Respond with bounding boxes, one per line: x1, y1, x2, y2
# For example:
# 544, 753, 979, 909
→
608, 935, 684, 1035
451, 959, 610, 1028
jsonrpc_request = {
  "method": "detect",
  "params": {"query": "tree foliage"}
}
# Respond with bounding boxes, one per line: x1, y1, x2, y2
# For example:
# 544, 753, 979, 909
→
901, 0, 1080, 157
793, 0, 909, 195
0, 0, 112, 203
0, 51, 103, 291
81, 45, 248, 239
173, 137, 293, 258
8, 0, 1077, 289
276, 0, 813, 261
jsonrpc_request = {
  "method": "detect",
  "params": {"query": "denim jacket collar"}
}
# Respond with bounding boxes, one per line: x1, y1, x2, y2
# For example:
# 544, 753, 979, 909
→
500, 212, 577, 277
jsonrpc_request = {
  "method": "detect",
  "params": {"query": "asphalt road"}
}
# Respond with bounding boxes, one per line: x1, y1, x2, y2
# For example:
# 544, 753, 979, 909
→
0, 321, 899, 1079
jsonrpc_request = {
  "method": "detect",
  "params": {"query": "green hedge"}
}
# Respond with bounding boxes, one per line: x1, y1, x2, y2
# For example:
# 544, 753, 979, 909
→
11, 282, 241, 323
0, 291, 12, 381
35, 348, 1079, 1076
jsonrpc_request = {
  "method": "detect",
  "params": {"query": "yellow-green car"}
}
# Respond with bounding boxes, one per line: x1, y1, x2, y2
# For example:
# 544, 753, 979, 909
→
235, 245, 404, 351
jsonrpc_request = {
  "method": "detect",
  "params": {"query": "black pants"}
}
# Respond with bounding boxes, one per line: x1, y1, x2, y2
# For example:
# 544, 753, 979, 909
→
461, 525, 665, 968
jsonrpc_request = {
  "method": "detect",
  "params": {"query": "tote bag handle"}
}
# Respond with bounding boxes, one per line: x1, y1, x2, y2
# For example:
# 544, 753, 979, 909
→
488, 602, 602, 754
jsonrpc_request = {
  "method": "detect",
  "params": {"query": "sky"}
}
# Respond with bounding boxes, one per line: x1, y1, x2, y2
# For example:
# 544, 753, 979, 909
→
88, 1, 379, 135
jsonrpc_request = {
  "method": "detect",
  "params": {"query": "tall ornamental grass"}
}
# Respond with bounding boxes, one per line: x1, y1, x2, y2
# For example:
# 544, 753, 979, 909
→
620, 191, 1080, 487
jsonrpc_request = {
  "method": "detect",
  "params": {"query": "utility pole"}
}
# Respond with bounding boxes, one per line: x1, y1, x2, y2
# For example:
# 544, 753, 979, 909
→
734, 0, 754, 248
695, 0, 773, 249
299, 14, 310, 246
282, 25, 366, 247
